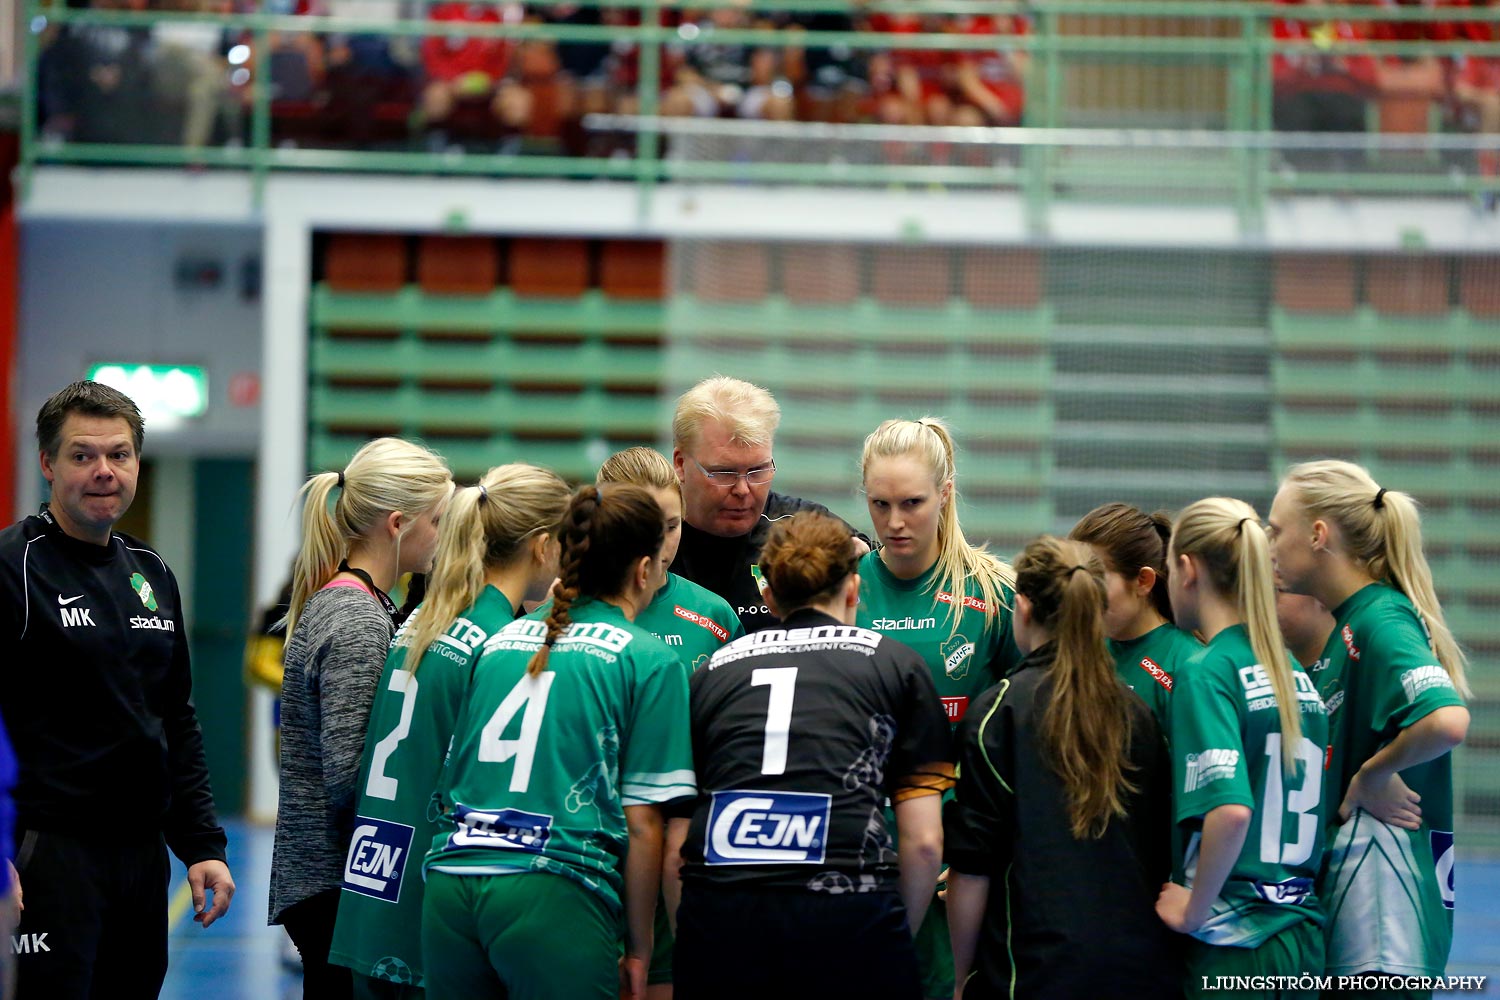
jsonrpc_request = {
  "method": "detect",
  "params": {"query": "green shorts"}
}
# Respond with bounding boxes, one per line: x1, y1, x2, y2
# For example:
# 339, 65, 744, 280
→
422, 871, 618, 1000
1185, 919, 1326, 1000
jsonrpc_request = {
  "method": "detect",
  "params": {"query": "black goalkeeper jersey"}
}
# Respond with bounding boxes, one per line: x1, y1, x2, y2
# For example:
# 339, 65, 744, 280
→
681, 609, 950, 892
0, 507, 225, 865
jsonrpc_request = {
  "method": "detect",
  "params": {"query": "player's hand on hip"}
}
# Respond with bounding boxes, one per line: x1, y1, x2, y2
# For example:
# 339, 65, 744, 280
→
1339, 767, 1421, 830
1154, 882, 1200, 934
187, 859, 236, 929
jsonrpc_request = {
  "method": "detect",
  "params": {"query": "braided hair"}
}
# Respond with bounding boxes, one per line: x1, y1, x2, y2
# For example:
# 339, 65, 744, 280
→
528, 484, 665, 676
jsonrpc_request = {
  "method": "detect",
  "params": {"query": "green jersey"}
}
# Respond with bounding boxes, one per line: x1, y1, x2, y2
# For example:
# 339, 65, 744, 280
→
855, 550, 1021, 726
424, 598, 695, 914
329, 585, 518, 987
1171, 625, 1330, 950
1109, 623, 1201, 730
593, 573, 742, 676
1315, 583, 1465, 978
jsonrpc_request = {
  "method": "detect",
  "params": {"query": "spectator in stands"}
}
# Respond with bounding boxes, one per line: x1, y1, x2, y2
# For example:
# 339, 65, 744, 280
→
673, 8, 795, 120
867, 11, 953, 126
1271, 0, 1380, 134
38, 0, 155, 145
779, 12, 869, 123
151, 0, 240, 149
948, 11, 1029, 128
1368, 0, 1450, 134
320, 0, 420, 146
420, 0, 531, 148
1450, 4, 1500, 191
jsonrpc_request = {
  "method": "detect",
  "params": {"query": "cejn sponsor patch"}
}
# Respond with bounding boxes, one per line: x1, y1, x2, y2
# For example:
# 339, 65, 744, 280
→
940, 696, 969, 722
674, 605, 730, 643
705, 789, 830, 865
1139, 656, 1173, 691
1184, 748, 1240, 793
343, 816, 416, 903
447, 803, 553, 854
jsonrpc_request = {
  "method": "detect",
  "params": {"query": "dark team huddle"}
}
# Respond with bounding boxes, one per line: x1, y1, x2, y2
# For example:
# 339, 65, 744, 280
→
2, 377, 1467, 1000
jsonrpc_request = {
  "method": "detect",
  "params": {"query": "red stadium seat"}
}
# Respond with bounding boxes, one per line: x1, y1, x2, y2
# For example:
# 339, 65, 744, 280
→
690, 244, 771, 303
325, 234, 408, 292
782, 244, 860, 304
599, 240, 666, 300
510, 238, 590, 298
417, 236, 500, 296
962, 248, 1043, 309
1365, 257, 1449, 316
1272, 254, 1357, 313
1458, 258, 1500, 318
871, 246, 951, 307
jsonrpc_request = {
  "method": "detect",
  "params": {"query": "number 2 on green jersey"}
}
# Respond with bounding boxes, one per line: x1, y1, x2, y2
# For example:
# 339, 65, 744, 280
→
1260, 733, 1322, 866
478, 672, 557, 792
366, 671, 419, 800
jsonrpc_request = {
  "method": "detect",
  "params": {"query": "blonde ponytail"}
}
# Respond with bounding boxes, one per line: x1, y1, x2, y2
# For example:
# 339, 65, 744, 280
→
1172, 498, 1300, 769
404, 464, 570, 675
285, 437, 453, 639
861, 417, 1014, 632
287, 472, 344, 639
1283, 460, 1470, 698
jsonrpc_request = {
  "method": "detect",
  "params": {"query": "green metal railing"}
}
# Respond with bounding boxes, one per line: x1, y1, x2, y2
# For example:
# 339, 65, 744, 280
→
19, 0, 1500, 226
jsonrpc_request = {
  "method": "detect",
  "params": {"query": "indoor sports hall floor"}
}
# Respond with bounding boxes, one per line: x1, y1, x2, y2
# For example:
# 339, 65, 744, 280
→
159, 819, 1500, 999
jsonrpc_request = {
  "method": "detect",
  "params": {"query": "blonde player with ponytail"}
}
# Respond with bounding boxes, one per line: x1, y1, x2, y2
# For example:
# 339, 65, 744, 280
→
271, 437, 453, 996
857, 417, 1020, 1000
1270, 462, 1469, 991
1157, 498, 1330, 999
422, 485, 694, 1000
946, 537, 1178, 999
329, 463, 569, 994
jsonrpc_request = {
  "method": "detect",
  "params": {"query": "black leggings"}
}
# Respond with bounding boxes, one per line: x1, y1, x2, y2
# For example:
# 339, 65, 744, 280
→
281, 888, 353, 1000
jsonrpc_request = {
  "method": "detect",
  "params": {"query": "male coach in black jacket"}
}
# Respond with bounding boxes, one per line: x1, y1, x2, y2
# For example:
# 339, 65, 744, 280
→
669, 375, 868, 633
0, 381, 235, 999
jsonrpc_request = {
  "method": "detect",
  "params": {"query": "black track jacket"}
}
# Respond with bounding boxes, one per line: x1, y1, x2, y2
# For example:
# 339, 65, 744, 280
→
0, 506, 226, 865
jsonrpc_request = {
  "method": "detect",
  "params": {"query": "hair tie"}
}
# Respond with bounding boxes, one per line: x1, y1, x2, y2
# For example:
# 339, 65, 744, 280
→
1068, 564, 1089, 575
477, 484, 489, 505
336, 471, 345, 489
1238, 517, 1254, 532
1374, 487, 1388, 510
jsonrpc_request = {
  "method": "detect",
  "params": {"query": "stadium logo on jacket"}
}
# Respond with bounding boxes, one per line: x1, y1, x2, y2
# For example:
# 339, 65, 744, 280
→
705, 790, 830, 865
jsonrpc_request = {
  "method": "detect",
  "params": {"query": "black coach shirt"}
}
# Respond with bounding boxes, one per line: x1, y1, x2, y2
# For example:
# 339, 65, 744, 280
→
671, 492, 867, 634
0, 507, 226, 864
682, 609, 950, 892
945, 643, 1180, 999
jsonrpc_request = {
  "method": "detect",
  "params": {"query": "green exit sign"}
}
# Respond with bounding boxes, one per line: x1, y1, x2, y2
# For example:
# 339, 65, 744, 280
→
87, 364, 209, 424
